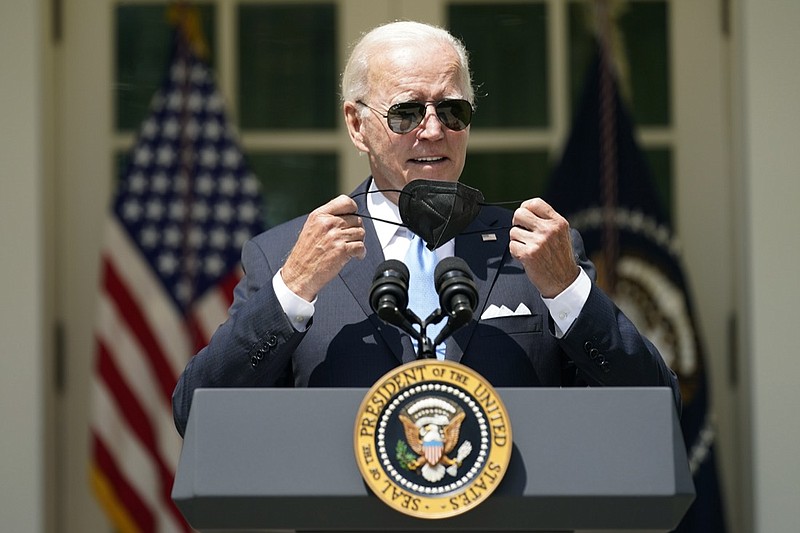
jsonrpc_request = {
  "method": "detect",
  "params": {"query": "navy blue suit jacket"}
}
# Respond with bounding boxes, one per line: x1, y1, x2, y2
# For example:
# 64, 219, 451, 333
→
172, 178, 680, 436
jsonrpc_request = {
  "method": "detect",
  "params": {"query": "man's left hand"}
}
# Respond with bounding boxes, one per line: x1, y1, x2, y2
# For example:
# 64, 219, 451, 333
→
509, 198, 580, 298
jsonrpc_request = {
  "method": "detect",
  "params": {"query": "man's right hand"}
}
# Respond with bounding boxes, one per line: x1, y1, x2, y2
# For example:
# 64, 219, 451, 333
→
280, 195, 366, 301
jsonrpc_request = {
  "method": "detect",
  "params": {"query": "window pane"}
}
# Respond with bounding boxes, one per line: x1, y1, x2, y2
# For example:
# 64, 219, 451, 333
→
568, 1, 670, 126
116, 3, 216, 131
449, 4, 549, 128
460, 151, 551, 202
247, 153, 337, 227
238, 4, 337, 130
643, 147, 673, 225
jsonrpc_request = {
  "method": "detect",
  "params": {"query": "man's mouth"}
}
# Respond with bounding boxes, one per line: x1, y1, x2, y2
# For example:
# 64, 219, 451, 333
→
411, 156, 446, 164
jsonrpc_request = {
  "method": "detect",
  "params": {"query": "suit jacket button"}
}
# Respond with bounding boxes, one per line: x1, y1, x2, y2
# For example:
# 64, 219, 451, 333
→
250, 354, 260, 367
583, 341, 594, 353
266, 334, 278, 347
589, 348, 600, 360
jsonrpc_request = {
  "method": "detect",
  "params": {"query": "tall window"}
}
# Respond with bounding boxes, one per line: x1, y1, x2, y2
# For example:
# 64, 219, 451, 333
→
115, 1, 672, 227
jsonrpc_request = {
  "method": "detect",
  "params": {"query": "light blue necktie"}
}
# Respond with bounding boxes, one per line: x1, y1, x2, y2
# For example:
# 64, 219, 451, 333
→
404, 234, 446, 359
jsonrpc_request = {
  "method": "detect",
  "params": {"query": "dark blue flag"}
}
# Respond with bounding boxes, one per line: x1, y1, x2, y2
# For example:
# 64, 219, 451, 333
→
545, 46, 727, 533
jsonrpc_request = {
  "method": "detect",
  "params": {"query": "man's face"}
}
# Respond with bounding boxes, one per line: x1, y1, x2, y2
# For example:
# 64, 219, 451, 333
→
345, 42, 470, 200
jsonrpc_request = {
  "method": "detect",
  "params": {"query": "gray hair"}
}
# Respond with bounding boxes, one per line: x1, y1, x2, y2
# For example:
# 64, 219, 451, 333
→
341, 21, 474, 106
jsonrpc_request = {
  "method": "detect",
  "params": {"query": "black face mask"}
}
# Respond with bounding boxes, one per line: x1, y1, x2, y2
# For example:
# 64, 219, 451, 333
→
351, 179, 517, 251
397, 179, 484, 250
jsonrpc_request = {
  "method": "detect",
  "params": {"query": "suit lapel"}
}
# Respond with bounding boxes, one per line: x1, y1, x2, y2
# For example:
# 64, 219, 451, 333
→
448, 207, 510, 362
338, 179, 411, 363
337, 183, 511, 365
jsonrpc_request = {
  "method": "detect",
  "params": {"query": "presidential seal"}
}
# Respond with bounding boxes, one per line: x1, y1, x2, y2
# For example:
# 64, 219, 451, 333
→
354, 360, 512, 519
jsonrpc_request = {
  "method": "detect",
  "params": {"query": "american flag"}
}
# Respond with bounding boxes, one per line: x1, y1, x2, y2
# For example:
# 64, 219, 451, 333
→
89, 25, 264, 532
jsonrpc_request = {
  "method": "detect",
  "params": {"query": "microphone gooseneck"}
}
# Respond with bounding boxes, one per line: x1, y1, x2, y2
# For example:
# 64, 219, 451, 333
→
369, 260, 424, 347
433, 257, 479, 347
369, 257, 478, 359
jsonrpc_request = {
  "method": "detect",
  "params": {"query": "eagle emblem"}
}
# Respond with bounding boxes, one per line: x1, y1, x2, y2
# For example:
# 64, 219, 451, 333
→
397, 397, 473, 482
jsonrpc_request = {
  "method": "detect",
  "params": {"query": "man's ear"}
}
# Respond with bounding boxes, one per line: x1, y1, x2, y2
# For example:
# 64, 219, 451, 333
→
343, 102, 369, 153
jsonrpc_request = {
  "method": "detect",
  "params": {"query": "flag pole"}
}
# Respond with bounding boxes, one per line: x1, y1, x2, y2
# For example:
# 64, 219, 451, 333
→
594, 0, 619, 295
167, 3, 209, 319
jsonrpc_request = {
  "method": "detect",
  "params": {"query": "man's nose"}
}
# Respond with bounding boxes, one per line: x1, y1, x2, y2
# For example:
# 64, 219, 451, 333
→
417, 103, 444, 138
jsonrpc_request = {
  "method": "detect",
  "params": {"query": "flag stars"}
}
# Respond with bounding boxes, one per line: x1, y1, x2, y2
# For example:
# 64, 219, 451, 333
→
163, 117, 180, 140
169, 199, 187, 221
214, 202, 234, 224
110, 51, 266, 312
241, 175, 262, 198
195, 174, 215, 196
190, 65, 207, 84
219, 174, 238, 196
128, 172, 148, 195
204, 119, 222, 141
151, 172, 170, 194
188, 91, 204, 112
223, 148, 241, 168
145, 198, 166, 221
209, 226, 229, 249
174, 278, 193, 305
188, 226, 206, 248
234, 228, 252, 248
140, 226, 159, 248
206, 93, 223, 113
163, 225, 182, 247
134, 145, 153, 167
167, 91, 184, 112
121, 200, 143, 222
191, 201, 210, 222
204, 254, 226, 276
141, 117, 159, 140
238, 201, 259, 223
173, 175, 189, 195
170, 63, 187, 84
157, 251, 179, 276
185, 119, 201, 141
156, 144, 176, 167
200, 146, 218, 167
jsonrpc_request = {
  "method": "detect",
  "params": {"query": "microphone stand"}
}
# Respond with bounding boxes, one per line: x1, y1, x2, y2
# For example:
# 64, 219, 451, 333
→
414, 309, 446, 360
369, 257, 478, 361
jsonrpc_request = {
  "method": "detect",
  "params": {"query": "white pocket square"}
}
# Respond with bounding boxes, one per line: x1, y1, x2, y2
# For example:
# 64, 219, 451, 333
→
480, 303, 532, 320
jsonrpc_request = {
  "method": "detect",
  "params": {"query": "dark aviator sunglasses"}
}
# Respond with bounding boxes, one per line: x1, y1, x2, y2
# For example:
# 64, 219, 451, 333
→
356, 99, 474, 134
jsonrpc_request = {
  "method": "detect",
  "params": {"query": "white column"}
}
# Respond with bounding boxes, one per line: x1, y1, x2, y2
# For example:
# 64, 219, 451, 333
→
735, 1, 800, 531
0, 0, 46, 531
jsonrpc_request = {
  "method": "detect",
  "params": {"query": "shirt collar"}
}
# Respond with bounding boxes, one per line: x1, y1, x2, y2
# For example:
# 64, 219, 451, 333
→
365, 178, 456, 260
366, 178, 403, 250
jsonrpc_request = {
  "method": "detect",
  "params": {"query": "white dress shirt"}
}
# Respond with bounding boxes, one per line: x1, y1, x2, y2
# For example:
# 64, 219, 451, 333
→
272, 181, 590, 337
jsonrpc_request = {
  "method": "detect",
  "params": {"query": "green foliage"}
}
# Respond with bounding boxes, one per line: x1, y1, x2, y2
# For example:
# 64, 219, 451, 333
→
395, 440, 418, 471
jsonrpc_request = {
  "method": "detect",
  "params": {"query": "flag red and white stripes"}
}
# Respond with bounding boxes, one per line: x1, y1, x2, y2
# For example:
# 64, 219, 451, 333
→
89, 21, 263, 532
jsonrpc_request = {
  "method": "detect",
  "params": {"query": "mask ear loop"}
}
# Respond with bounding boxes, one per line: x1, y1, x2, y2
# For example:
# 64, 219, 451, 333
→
348, 189, 409, 227
350, 189, 526, 234
456, 199, 525, 235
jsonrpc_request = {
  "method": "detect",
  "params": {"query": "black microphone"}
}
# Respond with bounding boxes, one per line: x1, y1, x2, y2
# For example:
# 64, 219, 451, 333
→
433, 257, 478, 347
369, 260, 420, 339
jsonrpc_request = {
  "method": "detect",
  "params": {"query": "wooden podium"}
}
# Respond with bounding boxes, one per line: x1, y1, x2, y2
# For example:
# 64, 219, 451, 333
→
172, 387, 694, 532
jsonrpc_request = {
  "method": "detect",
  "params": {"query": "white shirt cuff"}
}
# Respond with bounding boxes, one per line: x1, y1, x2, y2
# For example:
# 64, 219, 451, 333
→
541, 268, 591, 338
272, 268, 315, 331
